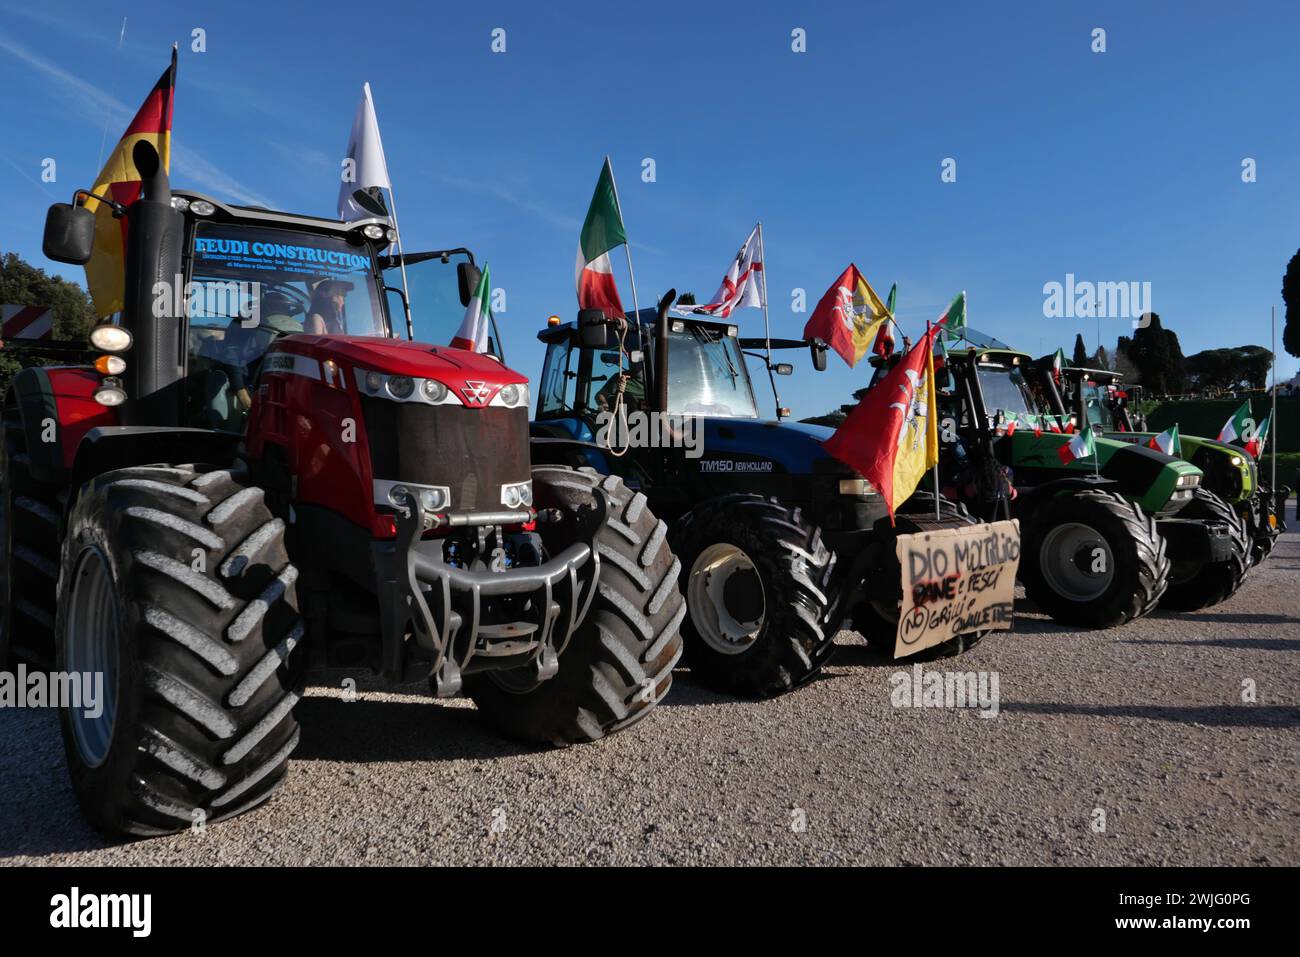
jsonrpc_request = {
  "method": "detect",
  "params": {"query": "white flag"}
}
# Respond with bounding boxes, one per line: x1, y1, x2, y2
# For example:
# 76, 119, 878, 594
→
677, 225, 765, 318
337, 82, 393, 221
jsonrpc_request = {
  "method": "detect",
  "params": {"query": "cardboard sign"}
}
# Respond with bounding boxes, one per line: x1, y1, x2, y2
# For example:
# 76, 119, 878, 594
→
893, 519, 1020, 658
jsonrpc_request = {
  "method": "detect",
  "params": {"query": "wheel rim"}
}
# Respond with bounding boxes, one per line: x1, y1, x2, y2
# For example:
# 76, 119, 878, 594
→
687, 543, 765, 655
66, 546, 120, 768
1039, 522, 1114, 602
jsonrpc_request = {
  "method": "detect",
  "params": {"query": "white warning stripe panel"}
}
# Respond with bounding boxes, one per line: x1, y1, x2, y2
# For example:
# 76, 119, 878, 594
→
1, 305, 53, 340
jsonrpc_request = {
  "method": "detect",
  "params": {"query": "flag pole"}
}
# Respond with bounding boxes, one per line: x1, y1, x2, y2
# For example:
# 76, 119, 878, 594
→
605, 156, 641, 327
758, 222, 783, 418
929, 320, 940, 521
1271, 305, 1278, 497
386, 183, 415, 339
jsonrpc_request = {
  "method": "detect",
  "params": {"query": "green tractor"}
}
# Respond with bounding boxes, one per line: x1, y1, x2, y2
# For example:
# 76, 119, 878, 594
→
1050, 365, 1285, 567
931, 343, 1247, 623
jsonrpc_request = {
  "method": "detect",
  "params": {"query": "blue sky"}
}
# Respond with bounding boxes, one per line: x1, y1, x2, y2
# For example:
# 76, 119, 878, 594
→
2, 0, 1297, 417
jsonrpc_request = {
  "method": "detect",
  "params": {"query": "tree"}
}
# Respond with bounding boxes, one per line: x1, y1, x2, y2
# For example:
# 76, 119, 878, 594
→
1114, 335, 1141, 384
1125, 313, 1187, 396
1284, 248, 1300, 358
1072, 333, 1088, 366
676, 291, 696, 306
0, 252, 96, 385
1091, 345, 1110, 370
1186, 346, 1271, 392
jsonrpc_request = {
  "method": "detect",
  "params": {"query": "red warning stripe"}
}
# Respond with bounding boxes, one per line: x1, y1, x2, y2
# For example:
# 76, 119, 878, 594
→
1, 305, 53, 340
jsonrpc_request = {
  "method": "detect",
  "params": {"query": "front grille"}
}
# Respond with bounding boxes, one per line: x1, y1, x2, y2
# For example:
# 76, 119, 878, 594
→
361, 397, 530, 512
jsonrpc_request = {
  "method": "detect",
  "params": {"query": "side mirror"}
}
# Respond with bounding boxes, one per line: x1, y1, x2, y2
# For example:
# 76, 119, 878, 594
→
43, 202, 95, 265
810, 338, 828, 373
457, 262, 482, 307
774, 363, 793, 376
577, 308, 609, 348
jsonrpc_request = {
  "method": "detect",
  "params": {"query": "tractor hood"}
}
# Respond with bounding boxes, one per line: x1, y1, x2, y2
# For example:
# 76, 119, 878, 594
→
691, 417, 850, 477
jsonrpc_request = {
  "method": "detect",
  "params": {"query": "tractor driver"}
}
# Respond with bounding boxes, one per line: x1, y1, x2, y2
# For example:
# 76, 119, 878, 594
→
305, 279, 353, 335
594, 345, 647, 416
223, 290, 305, 413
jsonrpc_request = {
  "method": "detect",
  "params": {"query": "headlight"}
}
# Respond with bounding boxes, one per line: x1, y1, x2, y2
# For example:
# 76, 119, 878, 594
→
501, 481, 532, 509
189, 200, 215, 217
422, 379, 448, 402
839, 478, 878, 496
386, 375, 414, 400
94, 355, 126, 375
362, 224, 385, 240
364, 370, 383, 392
1230, 455, 1244, 467
419, 487, 448, 511
93, 377, 126, 406
89, 324, 133, 353
170, 197, 190, 211
492, 383, 530, 408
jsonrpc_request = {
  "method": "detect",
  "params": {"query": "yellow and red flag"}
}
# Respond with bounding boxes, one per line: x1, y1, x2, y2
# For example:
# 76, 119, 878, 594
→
802, 263, 892, 368
83, 49, 177, 316
823, 322, 941, 520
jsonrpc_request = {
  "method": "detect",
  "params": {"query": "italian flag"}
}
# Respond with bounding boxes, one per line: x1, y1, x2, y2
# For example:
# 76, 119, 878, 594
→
575, 157, 627, 319
939, 291, 966, 340
1245, 413, 1270, 458
1148, 424, 1181, 456
1217, 401, 1251, 444
450, 263, 492, 352
1051, 347, 1065, 383
1057, 425, 1096, 464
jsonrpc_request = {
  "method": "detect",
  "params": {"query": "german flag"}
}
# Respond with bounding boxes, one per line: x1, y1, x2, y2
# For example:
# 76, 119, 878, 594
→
83, 48, 177, 316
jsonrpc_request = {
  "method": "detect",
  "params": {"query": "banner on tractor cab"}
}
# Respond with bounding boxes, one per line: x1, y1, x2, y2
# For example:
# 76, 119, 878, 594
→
893, 519, 1020, 659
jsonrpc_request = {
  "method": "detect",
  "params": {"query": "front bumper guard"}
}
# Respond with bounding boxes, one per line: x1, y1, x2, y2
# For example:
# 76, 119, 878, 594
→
389, 499, 599, 696
1156, 516, 1235, 565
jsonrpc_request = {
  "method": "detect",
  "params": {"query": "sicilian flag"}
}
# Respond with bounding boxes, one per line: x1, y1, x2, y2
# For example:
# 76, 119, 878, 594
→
1051, 347, 1066, 383
575, 158, 627, 319
682, 225, 764, 318
1148, 424, 1181, 457
1057, 425, 1096, 464
450, 263, 492, 352
1244, 414, 1270, 458
338, 82, 393, 222
802, 264, 892, 368
1217, 401, 1252, 444
82, 49, 177, 316
823, 323, 941, 521
939, 291, 966, 341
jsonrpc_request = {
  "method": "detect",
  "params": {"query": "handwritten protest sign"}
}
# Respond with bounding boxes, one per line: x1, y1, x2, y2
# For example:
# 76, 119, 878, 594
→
893, 519, 1020, 659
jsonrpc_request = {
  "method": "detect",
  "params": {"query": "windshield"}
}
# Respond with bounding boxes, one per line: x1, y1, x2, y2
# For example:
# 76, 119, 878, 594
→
977, 364, 1038, 420
186, 222, 387, 432
382, 250, 502, 358
1081, 382, 1115, 430
665, 323, 758, 418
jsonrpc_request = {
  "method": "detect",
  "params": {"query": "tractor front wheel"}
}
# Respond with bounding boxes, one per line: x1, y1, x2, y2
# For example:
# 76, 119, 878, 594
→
672, 494, 838, 697
1159, 487, 1250, 611
1021, 489, 1169, 628
55, 464, 305, 836
465, 468, 685, 746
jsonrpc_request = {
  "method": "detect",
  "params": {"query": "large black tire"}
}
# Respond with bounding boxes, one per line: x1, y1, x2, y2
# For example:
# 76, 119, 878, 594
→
851, 494, 990, 660
465, 468, 685, 746
1021, 489, 1169, 628
1159, 487, 1250, 611
672, 494, 837, 698
55, 464, 305, 836
0, 411, 62, 667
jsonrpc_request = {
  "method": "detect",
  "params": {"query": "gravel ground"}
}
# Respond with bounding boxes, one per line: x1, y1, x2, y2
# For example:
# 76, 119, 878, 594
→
3, 507, 1297, 867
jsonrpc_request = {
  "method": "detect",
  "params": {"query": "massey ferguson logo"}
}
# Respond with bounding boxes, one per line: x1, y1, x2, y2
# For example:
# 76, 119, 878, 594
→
461, 380, 493, 406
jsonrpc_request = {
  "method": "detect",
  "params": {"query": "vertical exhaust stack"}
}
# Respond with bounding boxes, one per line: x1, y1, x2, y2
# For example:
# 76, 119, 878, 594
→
120, 139, 185, 427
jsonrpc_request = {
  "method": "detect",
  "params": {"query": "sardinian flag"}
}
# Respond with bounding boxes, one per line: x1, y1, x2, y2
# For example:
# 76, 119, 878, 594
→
1148, 424, 1181, 456
680, 225, 765, 318
1, 305, 53, 340
451, 263, 492, 352
338, 83, 394, 222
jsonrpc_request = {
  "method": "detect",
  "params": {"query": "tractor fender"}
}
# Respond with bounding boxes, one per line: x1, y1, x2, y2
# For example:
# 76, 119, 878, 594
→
5, 366, 119, 484
66, 426, 242, 510
1013, 475, 1119, 517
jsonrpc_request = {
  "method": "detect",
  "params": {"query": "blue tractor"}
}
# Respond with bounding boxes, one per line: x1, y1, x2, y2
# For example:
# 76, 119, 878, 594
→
530, 292, 988, 697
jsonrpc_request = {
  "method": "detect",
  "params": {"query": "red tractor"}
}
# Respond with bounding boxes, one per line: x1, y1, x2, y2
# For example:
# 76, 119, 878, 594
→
1, 140, 683, 836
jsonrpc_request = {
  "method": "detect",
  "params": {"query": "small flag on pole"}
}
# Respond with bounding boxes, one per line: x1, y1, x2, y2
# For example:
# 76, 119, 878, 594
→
680, 225, 764, 318
575, 158, 627, 319
1244, 413, 1270, 458
802, 264, 892, 368
1217, 401, 1252, 444
1051, 347, 1066, 383
939, 291, 966, 340
1057, 424, 1096, 464
1148, 424, 1181, 457
450, 263, 492, 352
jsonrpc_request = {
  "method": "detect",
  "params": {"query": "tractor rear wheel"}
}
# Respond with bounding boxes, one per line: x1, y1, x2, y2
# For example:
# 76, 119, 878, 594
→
1021, 489, 1169, 628
1159, 487, 1250, 611
55, 464, 305, 836
852, 494, 990, 659
0, 411, 62, 667
672, 494, 837, 697
466, 468, 685, 746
